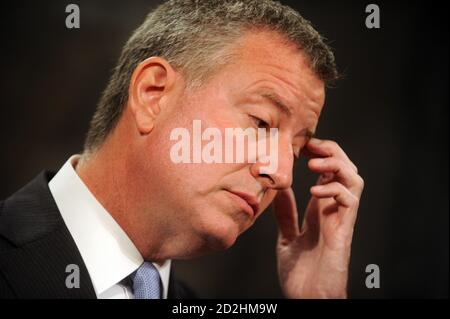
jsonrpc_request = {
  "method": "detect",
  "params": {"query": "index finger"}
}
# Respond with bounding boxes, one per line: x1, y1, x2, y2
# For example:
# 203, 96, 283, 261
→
304, 138, 358, 173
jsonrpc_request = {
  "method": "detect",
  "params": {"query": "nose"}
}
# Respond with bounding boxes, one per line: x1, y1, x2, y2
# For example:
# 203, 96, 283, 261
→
250, 137, 294, 190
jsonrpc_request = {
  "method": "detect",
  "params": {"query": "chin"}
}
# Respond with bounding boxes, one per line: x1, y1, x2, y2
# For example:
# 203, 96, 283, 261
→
196, 213, 240, 252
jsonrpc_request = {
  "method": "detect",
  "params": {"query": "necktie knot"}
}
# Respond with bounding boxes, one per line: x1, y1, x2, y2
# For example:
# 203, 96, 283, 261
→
130, 262, 161, 299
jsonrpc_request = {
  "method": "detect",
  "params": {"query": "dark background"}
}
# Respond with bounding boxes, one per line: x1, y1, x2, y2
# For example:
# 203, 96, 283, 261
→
0, 0, 448, 298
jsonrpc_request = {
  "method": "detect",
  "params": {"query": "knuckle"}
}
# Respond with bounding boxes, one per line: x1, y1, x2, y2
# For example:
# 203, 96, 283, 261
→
335, 181, 346, 191
357, 175, 365, 188
339, 158, 350, 169
350, 194, 360, 207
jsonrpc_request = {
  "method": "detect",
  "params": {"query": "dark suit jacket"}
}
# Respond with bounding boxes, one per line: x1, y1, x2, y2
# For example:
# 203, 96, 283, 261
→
0, 171, 196, 299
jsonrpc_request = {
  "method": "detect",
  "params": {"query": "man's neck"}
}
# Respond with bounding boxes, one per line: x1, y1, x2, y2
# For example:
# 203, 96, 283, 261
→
75, 145, 168, 262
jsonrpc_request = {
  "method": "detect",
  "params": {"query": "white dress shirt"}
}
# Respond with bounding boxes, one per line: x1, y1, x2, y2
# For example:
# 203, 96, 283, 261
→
48, 155, 171, 299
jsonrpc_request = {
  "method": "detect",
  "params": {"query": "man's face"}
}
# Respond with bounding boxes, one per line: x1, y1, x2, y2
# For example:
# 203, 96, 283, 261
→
143, 31, 325, 254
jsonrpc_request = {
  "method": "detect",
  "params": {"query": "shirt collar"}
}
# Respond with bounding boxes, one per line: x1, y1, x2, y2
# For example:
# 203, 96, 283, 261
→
48, 155, 171, 297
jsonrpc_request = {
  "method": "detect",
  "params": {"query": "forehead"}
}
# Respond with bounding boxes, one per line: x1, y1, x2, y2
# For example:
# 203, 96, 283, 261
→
217, 30, 326, 117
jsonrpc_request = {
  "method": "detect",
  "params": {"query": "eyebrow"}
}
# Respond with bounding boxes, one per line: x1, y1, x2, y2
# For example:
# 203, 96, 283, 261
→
260, 92, 294, 117
259, 91, 316, 139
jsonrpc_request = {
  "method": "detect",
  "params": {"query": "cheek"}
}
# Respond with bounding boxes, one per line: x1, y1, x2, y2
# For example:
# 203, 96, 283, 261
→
149, 94, 247, 200
150, 127, 231, 197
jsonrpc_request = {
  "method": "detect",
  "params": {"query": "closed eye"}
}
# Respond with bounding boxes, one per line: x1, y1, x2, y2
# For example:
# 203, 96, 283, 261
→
249, 115, 270, 129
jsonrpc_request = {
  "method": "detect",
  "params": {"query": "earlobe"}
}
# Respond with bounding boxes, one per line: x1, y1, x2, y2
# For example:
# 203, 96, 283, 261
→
128, 57, 175, 135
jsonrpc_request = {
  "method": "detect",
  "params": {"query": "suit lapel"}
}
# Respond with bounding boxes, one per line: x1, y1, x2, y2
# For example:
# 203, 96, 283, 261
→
0, 225, 96, 298
0, 171, 196, 299
0, 171, 96, 298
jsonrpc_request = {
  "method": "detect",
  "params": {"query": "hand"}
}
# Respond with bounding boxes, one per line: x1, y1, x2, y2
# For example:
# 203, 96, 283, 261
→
273, 138, 364, 299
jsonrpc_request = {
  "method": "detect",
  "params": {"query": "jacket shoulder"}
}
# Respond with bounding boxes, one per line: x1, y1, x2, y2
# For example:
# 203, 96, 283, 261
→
0, 171, 97, 299
0, 171, 60, 248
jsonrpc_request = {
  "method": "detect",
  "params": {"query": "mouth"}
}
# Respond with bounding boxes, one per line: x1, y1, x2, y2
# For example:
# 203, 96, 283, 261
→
225, 190, 260, 217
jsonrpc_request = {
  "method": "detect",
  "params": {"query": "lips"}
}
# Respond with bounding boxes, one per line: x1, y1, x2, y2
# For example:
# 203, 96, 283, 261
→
226, 190, 260, 216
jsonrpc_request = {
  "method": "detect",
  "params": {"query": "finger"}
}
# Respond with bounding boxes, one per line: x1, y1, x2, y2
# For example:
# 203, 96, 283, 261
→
306, 138, 358, 174
311, 181, 361, 227
308, 157, 364, 195
273, 188, 300, 241
310, 182, 358, 209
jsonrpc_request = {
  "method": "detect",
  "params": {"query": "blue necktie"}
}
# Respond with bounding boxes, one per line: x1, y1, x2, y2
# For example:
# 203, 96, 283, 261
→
130, 262, 161, 299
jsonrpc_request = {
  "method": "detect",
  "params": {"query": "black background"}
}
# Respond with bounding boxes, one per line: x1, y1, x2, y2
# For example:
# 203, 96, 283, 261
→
0, 0, 448, 298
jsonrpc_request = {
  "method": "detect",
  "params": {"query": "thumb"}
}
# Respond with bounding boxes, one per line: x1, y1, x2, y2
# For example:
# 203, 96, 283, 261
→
273, 188, 300, 241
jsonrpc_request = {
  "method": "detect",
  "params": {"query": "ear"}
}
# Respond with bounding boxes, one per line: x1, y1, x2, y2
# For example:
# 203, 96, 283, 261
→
128, 57, 176, 134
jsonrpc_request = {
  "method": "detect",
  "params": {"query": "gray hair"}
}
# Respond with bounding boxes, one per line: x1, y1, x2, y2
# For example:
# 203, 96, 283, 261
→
84, 0, 338, 152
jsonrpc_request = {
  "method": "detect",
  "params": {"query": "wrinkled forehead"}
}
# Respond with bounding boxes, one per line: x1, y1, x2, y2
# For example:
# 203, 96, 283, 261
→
223, 30, 326, 113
